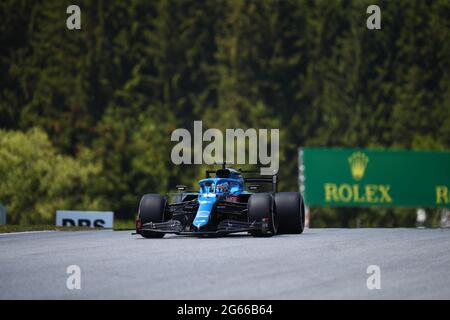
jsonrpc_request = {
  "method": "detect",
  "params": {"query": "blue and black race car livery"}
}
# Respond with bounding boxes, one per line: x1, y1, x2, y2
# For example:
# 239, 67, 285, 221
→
135, 165, 305, 238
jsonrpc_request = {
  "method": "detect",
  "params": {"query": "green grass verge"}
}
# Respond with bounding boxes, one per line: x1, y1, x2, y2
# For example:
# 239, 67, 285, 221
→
0, 224, 102, 233
113, 219, 135, 230
0, 219, 136, 233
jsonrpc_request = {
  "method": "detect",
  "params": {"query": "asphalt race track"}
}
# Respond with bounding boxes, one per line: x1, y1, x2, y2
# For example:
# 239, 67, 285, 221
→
1, 228, 450, 299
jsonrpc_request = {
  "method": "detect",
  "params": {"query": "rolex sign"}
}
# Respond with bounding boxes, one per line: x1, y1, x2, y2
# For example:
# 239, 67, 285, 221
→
299, 148, 450, 208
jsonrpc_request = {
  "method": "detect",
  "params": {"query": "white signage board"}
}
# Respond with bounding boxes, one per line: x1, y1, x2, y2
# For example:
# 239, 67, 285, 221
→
56, 210, 114, 228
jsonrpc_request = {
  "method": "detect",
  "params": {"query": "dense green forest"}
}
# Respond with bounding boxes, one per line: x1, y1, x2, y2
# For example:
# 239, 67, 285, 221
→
1, 0, 449, 226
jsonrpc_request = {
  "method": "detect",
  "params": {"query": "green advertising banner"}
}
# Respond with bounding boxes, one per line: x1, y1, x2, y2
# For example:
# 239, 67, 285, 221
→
299, 148, 450, 208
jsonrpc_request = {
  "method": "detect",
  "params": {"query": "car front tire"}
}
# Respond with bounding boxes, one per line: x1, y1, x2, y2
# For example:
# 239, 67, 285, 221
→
247, 193, 277, 237
138, 194, 166, 238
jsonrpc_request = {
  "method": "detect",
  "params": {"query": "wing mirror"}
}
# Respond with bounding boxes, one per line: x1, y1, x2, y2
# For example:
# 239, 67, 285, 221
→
176, 185, 187, 192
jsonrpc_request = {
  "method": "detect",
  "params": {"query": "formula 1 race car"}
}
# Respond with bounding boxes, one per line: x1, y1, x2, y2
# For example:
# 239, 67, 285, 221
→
134, 164, 305, 238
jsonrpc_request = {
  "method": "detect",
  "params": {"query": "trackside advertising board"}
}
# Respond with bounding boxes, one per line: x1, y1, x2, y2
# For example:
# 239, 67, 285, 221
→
56, 211, 114, 228
299, 148, 450, 208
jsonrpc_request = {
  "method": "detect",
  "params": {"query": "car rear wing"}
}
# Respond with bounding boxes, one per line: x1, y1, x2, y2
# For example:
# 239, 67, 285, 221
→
205, 167, 278, 193
241, 171, 278, 193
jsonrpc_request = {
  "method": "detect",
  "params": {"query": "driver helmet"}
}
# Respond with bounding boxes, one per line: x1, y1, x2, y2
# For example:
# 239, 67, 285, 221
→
216, 182, 229, 193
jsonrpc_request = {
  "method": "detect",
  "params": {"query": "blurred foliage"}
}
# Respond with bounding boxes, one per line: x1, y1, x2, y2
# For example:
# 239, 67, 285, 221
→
0, 0, 449, 225
310, 207, 443, 228
0, 128, 106, 224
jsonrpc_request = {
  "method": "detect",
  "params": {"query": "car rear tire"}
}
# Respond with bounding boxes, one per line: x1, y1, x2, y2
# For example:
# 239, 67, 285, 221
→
275, 192, 305, 234
138, 194, 166, 238
247, 193, 277, 237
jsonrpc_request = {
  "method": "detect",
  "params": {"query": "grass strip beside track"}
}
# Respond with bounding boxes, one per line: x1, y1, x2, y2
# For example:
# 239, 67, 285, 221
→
0, 219, 136, 233
0, 225, 102, 233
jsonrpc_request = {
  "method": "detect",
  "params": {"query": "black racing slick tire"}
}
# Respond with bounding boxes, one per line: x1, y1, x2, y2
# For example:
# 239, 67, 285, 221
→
275, 192, 305, 234
247, 193, 277, 237
138, 194, 166, 238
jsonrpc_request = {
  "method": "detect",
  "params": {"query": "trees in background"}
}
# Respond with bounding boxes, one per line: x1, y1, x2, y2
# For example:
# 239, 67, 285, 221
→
0, 0, 449, 225
0, 128, 105, 224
